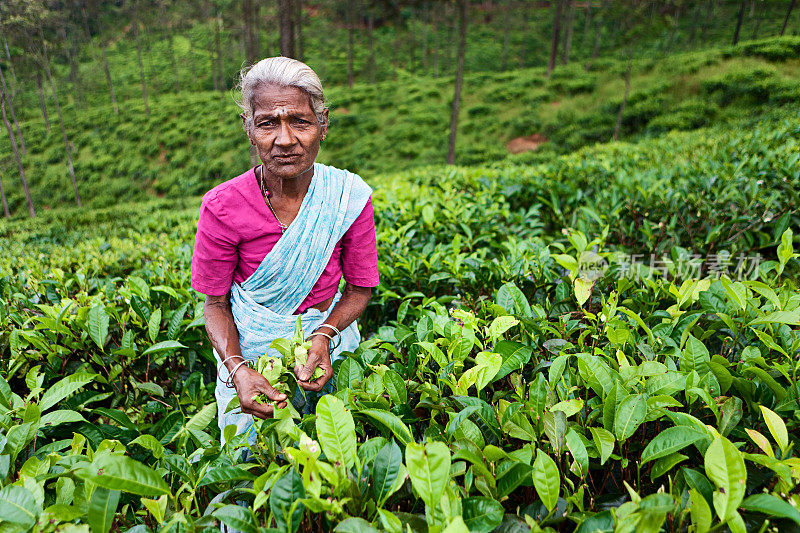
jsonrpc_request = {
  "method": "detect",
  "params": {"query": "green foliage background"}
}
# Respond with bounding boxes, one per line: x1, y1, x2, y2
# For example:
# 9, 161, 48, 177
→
0, 1, 799, 532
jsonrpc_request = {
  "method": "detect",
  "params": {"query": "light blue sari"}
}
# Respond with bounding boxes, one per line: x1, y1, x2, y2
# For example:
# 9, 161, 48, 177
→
214, 162, 372, 445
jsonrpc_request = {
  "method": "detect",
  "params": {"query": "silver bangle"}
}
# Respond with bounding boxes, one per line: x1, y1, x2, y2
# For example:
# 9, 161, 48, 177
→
308, 331, 336, 350
217, 355, 245, 384
315, 323, 341, 349
225, 360, 249, 388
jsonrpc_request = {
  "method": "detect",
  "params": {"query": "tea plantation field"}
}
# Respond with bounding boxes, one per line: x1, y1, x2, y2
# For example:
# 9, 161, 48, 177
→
2, 36, 800, 215
0, 103, 798, 532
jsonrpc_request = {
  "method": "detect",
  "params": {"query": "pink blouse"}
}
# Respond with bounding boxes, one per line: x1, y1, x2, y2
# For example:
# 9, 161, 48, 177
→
190, 166, 379, 313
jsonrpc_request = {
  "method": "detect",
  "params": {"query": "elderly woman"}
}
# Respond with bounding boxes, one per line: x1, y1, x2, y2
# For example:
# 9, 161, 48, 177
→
191, 57, 378, 445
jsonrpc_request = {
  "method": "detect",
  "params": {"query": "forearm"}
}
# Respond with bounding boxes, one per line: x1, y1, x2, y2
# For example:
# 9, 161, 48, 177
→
203, 294, 245, 372
315, 282, 371, 337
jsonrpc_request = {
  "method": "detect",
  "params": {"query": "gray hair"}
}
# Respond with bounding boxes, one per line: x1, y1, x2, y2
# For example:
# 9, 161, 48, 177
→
235, 56, 326, 129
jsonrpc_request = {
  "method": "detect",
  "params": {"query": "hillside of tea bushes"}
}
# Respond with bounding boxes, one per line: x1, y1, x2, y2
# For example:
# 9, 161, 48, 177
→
2, 36, 800, 216
1, 105, 799, 531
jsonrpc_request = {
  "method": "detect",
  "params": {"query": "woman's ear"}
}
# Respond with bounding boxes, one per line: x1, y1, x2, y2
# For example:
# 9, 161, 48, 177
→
320, 108, 329, 140
240, 113, 255, 145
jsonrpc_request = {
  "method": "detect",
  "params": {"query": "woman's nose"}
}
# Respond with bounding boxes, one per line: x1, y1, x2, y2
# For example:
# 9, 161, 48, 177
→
274, 121, 295, 146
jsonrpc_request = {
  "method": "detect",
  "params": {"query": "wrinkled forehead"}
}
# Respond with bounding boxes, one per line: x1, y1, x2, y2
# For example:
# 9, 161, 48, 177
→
249, 83, 315, 116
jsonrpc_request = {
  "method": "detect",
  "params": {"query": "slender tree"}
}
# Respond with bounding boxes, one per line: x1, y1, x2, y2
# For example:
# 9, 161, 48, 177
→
60, 26, 84, 108
752, 0, 764, 39
160, 0, 180, 93
583, 0, 593, 42
700, 0, 717, 45
243, 0, 260, 63
1, 35, 17, 90
547, 0, 564, 76
41, 38, 81, 207
781, 0, 797, 35
561, 0, 575, 65
132, 0, 150, 114
82, 1, 118, 113
0, 170, 9, 218
347, 0, 355, 88
0, 57, 25, 155
688, 2, 701, 44
518, 2, 528, 67
214, 6, 224, 90
295, 0, 304, 61
447, 0, 468, 165
432, 2, 440, 77
367, 12, 376, 84
501, 0, 510, 70
733, 0, 746, 45
278, 0, 295, 57
1, 92, 34, 217
34, 71, 50, 131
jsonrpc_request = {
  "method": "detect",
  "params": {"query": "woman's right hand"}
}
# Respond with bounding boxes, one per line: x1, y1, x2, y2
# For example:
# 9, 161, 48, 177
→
232, 365, 288, 419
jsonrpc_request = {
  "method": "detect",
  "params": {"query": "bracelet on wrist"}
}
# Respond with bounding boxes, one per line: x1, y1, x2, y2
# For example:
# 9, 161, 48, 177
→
313, 323, 341, 350
308, 331, 335, 351
217, 355, 245, 384
224, 360, 250, 388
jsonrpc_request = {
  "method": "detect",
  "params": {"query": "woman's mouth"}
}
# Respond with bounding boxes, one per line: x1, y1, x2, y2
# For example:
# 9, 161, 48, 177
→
273, 154, 301, 162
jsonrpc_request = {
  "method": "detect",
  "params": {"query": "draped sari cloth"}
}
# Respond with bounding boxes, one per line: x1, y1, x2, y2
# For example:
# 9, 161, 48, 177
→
214, 162, 373, 445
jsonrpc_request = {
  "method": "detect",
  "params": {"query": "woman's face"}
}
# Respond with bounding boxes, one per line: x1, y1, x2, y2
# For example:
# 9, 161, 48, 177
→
245, 83, 328, 181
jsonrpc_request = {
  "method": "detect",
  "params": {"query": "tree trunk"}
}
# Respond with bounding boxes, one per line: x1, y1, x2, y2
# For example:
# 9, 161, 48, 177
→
368, 13, 376, 84
295, 0, 304, 60
433, 3, 440, 78
665, 5, 680, 48
187, 35, 197, 88
501, 0, 510, 70
752, 0, 764, 39
2, 35, 17, 90
278, 0, 295, 57
519, 3, 528, 67
42, 55, 81, 207
161, 2, 180, 93
0, 170, 9, 218
61, 27, 85, 109
99, 44, 119, 113
447, 0, 468, 165
781, 0, 797, 36
561, 0, 575, 65
547, 0, 563, 76
588, 0, 610, 67
35, 71, 50, 133
613, 52, 631, 141
446, 5, 456, 74
700, 0, 716, 44
215, 9, 224, 91
347, 0, 355, 88
421, 4, 429, 69
1, 92, 34, 217
133, 0, 150, 114
733, 0, 746, 45
0, 63, 24, 155
688, 3, 701, 44
408, 15, 416, 69
583, 0, 592, 43
243, 0, 260, 63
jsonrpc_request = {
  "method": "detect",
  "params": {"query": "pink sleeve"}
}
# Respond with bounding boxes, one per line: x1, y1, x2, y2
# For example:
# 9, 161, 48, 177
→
341, 196, 380, 287
191, 192, 240, 296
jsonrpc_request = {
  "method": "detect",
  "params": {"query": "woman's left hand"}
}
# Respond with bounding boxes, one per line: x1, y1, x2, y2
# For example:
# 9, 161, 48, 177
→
295, 335, 333, 391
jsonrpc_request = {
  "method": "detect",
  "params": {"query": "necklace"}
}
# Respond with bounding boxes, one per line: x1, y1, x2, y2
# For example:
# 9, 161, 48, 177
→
257, 165, 289, 233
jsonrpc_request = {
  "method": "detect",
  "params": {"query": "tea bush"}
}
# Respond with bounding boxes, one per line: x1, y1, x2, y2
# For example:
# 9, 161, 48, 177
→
0, 106, 798, 531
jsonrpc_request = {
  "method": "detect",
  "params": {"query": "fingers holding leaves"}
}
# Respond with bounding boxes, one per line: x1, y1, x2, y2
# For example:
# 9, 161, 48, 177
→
299, 351, 333, 392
